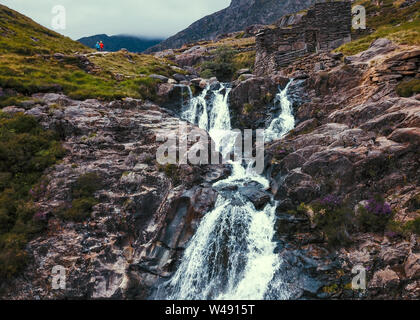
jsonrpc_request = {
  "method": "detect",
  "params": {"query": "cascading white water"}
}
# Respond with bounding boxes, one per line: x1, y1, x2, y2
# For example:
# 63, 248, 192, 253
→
265, 80, 295, 143
183, 84, 236, 156
157, 81, 295, 300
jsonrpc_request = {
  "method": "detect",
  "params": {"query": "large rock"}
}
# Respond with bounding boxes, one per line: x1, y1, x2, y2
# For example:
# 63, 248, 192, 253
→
174, 46, 209, 67
156, 83, 190, 114
345, 38, 397, 64
405, 253, 420, 279
229, 76, 288, 129
239, 182, 271, 209
369, 267, 400, 289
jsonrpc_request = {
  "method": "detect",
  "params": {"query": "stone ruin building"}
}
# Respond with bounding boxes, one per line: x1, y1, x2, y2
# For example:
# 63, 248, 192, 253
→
254, 1, 352, 76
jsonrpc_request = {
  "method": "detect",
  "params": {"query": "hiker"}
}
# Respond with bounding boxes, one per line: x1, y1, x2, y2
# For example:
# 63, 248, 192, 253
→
95, 41, 100, 51
99, 41, 104, 51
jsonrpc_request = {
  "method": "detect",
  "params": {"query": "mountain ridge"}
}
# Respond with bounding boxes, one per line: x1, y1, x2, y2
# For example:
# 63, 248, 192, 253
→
146, 0, 317, 52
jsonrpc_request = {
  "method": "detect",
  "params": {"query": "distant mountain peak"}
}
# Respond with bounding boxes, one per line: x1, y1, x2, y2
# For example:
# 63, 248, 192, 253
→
78, 34, 163, 53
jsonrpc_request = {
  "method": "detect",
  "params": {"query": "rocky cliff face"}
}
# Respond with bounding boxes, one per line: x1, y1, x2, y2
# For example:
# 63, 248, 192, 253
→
0, 94, 229, 299
263, 39, 420, 298
146, 0, 316, 52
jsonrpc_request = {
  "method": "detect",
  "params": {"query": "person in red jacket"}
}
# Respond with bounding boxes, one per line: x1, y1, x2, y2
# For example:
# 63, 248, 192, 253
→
99, 41, 104, 51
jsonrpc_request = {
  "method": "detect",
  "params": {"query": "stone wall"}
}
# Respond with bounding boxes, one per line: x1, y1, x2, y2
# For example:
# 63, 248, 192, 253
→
255, 1, 352, 76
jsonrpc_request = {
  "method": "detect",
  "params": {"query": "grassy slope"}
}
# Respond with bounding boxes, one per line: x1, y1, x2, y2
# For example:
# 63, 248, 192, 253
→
0, 4, 87, 55
337, 0, 420, 55
0, 4, 178, 107
171, 35, 256, 81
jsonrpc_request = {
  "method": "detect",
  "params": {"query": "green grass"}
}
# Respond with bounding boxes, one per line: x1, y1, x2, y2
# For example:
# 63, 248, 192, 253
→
336, 1, 420, 55
198, 45, 256, 81
233, 51, 256, 73
0, 4, 182, 106
0, 50, 176, 105
0, 4, 88, 55
89, 51, 175, 78
200, 46, 238, 81
182, 35, 256, 81
396, 79, 420, 97
0, 112, 65, 279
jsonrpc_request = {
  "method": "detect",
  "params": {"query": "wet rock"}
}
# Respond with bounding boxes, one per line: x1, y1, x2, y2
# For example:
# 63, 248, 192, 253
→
156, 83, 190, 113
301, 275, 323, 296
190, 78, 207, 89
229, 76, 281, 129
173, 73, 188, 82
240, 185, 271, 210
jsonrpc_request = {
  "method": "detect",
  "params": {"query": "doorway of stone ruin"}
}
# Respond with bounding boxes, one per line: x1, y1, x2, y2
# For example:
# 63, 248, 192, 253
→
305, 29, 319, 53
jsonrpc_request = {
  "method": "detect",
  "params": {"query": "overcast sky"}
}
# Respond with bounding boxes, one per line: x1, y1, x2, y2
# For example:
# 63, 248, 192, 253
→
0, 0, 231, 40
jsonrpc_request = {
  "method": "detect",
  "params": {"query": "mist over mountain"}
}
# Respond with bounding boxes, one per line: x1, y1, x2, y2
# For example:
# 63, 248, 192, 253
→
78, 34, 163, 52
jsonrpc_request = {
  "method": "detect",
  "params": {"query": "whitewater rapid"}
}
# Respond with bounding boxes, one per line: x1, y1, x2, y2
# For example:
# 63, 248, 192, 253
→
156, 81, 295, 300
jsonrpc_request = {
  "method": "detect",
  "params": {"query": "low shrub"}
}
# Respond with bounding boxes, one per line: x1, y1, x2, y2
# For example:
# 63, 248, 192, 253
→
311, 195, 354, 247
405, 217, 420, 235
0, 112, 64, 279
200, 46, 237, 81
356, 195, 393, 232
70, 172, 102, 199
396, 79, 420, 97
61, 197, 98, 222
158, 164, 181, 186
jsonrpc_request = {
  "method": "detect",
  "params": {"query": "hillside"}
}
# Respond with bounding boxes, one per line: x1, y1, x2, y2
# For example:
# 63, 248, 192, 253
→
337, 0, 420, 55
146, 0, 316, 52
0, 5, 185, 108
0, 4, 87, 55
78, 34, 162, 53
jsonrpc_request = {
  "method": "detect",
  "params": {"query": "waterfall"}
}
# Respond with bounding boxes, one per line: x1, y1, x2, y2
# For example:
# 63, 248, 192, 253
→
265, 80, 295, 143
156, 81, 295, 300
182, 84, 236, 156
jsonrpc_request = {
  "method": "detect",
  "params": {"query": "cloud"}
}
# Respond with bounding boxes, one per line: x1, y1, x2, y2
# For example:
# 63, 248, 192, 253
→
0, 0, 231, 39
